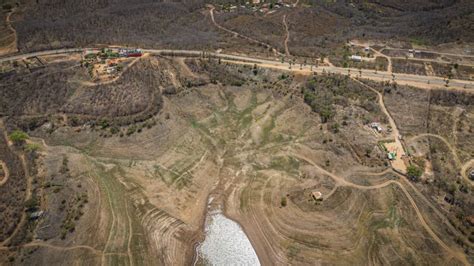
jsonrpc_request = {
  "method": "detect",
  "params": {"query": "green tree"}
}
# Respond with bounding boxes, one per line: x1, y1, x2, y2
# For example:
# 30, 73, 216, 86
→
407, 165, 423, 182
9, 130, 28, 145
25, 143, 40, 153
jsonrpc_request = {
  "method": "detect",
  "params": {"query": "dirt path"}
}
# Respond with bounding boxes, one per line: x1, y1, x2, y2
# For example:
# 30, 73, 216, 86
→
208, 6, 281, 56
0, 160, 9, 186
408, 133, 461, 167
1, 47, 473, 90
125, 201, 134, 266
450, 107, 462, 153
23, 242, 102, 254
374, 49, 392, 73
0, 120, 33, 247
391, 56, 474, 67
353, 79, 406, 172
424, 63, 435, 76
0, 8, 18, 56
382, 47, 474, 59
95, 167, 117, 266
291, 144, 469, 265
282, 15, 290, 57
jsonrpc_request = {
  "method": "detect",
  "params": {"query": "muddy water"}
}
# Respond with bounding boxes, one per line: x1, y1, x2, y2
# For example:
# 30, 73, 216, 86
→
195, 209, 260, 266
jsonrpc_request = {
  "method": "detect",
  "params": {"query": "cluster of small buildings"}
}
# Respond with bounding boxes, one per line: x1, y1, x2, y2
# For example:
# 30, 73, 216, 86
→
106, 61, 119, 74
222, 0, 293, 14
84, 48, 142, 61
407, 49, 421, 58
82, 48, 142, 77
118, 48, 143, 58
347, 44, 371, 62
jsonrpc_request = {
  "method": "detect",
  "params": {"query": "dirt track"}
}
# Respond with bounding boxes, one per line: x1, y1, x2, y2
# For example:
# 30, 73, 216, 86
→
0, 56, 471, 265
0, 161, 8, 186
290, 144, 468, 265
1, 46, 473, 90
208, 6, 281, 56
0, 8, 18, 56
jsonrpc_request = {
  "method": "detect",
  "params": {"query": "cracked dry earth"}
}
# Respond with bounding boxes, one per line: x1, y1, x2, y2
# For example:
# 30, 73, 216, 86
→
10, 60, 468, 265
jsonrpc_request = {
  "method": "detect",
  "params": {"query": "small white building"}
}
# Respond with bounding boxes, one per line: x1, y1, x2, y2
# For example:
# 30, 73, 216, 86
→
312, 191, 323, 201
351, 55, 362, 62
370, 122, 383, 133
364, 46, 370, 52
106, 67, 116, 74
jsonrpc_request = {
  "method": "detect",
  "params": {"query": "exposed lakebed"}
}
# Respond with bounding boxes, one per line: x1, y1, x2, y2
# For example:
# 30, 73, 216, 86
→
195, 210, 260, 266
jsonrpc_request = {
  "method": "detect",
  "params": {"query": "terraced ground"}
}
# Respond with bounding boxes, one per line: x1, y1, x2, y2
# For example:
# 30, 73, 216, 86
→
0, 5, 17, 56
0, 57, 472, 265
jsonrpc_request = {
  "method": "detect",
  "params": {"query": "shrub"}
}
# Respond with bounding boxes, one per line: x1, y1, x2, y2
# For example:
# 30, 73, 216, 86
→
109, 126, 119, 134
9, 130, 28, 145
25, 143, 40, 153
24, 197, 39, 211
126, 125, 137, 136
280, 196, 287, 207
407, 164, 423, 182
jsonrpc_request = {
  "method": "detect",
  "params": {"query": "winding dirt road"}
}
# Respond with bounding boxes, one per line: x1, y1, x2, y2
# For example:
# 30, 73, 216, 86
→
0, 8, 18, 56
352, 79, 407, 172
408, 133, 461, 167
208, 6, 281, 56
290, 145, 469, 265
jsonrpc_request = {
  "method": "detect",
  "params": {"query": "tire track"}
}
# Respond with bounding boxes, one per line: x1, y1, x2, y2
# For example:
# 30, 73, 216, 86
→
290, 145, 469, 265
208, 6, 282, 56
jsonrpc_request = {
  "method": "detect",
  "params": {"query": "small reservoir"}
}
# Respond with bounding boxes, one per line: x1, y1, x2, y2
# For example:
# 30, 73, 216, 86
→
195, 210, 260, 266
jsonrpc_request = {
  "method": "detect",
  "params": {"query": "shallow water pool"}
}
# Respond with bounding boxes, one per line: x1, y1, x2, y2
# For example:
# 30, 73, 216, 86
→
196, 210, 260, 266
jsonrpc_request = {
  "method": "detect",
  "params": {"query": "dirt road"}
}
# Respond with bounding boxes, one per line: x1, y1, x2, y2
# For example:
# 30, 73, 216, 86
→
0, 8, 18, 56
408, 133, 461, 167
0, 161, 8, 186
291, 145, 469, 265
1, 47, 473, 90
208, 6, 281, 56
352, 79, 407, 173
0, 120, 32, 247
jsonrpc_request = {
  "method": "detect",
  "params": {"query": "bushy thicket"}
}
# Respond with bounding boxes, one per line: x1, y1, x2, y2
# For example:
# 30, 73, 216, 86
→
302, 74, 379, 122
310, 0, 473, 45
15, 0, 220, 52
1, 57, 166, 129
0, 133, 27, 242
0, 61, 77, 116
62, 59, 162, 118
